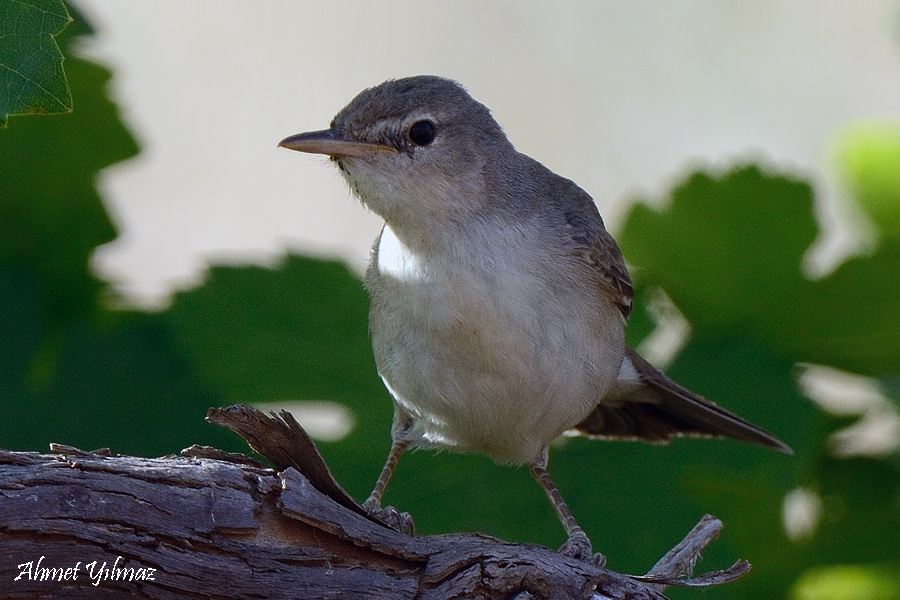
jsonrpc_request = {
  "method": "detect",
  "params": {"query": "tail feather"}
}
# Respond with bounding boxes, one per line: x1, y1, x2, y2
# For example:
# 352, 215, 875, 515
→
573, 347, 792, 454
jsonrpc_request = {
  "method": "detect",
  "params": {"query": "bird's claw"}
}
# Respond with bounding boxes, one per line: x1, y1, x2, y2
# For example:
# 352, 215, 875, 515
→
363, 498, 415, 534
559, 531, 606, 567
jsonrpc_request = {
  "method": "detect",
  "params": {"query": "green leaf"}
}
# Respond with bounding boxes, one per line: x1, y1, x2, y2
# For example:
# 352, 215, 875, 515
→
620, 165, 818, 338
620, 165, 900, 377
164, 255, 396, 498
788, 241, 900, 376
166, 256, 380, 408
0, 270, 236, 455
0, 0, 73, 127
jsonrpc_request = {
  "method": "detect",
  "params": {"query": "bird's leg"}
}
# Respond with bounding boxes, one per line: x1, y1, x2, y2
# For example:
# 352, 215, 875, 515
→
529, 447, 605, 566
365, 437, 408, 507
364, 438, 415, 534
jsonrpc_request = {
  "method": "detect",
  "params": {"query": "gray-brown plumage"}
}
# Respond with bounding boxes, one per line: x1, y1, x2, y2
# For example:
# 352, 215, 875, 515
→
279, 75, 790, 561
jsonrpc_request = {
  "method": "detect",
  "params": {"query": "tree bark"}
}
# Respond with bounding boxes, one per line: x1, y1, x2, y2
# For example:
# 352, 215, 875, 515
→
0, 405, 749, 599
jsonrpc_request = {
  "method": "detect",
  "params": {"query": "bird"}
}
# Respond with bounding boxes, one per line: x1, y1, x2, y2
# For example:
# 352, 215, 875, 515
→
278, 75, 791, 561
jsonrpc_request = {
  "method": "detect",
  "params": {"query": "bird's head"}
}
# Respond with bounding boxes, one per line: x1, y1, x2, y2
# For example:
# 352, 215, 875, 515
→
279, 76, 514, 233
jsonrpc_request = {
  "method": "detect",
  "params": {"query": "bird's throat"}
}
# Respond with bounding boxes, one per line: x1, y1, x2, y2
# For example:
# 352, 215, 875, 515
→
375, 225, 429, 283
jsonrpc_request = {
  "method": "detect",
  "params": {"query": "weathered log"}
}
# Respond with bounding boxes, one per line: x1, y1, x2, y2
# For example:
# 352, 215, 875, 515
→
0, 405, 749, 599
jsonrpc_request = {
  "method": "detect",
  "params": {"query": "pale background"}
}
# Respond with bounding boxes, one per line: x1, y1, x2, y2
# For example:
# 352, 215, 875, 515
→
75, 0, 900, 309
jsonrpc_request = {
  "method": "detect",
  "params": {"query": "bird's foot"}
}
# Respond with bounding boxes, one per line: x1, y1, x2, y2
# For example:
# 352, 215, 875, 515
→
363, 498, 415, 535
559, 530, 607, 567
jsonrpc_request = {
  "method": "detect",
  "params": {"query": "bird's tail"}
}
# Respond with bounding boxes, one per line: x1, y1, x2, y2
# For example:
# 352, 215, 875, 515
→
572, 347, 792, 453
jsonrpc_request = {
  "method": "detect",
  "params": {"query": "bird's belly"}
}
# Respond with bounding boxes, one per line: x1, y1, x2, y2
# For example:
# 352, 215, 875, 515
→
367, 238, 624, 463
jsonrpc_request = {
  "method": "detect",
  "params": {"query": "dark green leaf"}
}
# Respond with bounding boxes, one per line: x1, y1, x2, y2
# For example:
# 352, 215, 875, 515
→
0, 269, 235, 455
164, 255, 396, 498
620, 165, 817, 338
788, 241, 900, 376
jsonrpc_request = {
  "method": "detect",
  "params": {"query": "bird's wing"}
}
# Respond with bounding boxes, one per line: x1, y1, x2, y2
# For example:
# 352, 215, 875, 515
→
563, 187, 634, 319
556, 182, 788, 452
572, 347, 792, 453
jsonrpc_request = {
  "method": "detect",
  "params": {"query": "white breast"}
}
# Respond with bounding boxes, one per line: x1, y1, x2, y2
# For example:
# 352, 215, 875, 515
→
367, 222, 625, 464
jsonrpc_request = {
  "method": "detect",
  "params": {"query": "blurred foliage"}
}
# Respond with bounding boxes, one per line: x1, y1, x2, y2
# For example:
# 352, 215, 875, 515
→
2, 6, 899, 599
790, 564, 900, 600
0, 0, 73, 127
830, 120, 900, 240
618, 166, 900, 598
0, 5, 235, 456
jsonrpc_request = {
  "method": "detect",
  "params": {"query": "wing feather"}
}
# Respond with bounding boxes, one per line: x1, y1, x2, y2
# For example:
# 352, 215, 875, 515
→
562, 187, 633, 319
573, 348, 792, 453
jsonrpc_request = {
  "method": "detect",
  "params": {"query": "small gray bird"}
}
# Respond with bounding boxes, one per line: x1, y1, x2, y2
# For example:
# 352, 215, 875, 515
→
279, 75, 790, 560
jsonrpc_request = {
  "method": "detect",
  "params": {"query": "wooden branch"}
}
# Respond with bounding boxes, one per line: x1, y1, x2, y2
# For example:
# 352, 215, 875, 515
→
0, 405, 750, 599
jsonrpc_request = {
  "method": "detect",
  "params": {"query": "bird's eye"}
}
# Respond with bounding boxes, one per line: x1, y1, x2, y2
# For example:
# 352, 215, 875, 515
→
408, 120, 436, 146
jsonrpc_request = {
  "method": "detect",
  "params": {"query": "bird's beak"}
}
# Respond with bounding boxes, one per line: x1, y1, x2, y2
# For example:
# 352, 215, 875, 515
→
278, 128, 396, 158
